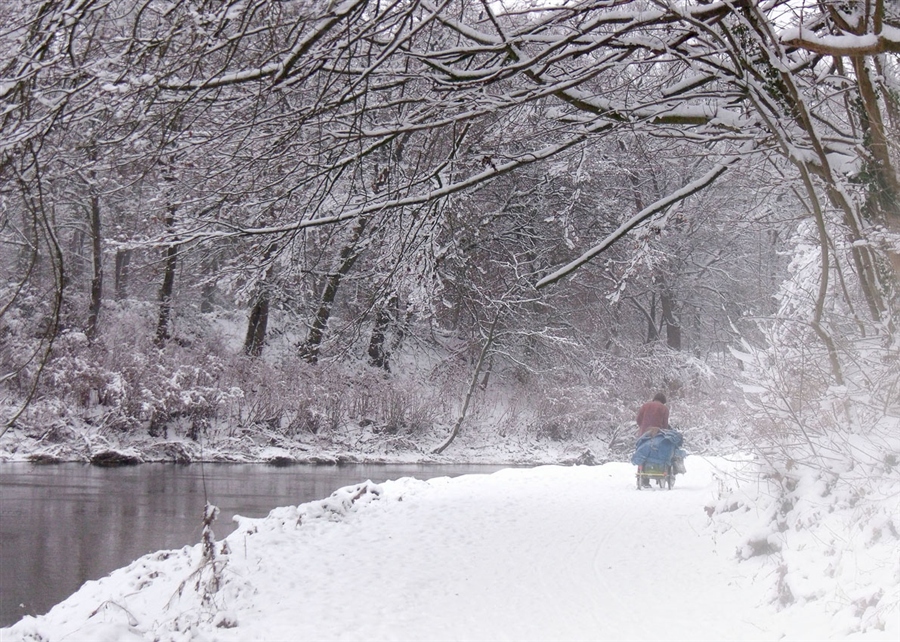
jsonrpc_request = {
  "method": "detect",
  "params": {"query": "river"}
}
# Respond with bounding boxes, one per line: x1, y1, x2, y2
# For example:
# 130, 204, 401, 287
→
0, 462, 510, 627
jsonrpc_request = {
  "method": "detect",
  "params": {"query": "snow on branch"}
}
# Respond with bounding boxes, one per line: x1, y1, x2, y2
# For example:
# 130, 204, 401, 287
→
158, 0, 368, 91
185, 121, 615, 242
780, 26, 900, 55
535, 155, 743, 289
558, 86, 750, 130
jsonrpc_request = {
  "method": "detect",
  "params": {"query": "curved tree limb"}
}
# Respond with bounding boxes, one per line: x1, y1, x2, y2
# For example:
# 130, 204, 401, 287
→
536, 155, 742, 289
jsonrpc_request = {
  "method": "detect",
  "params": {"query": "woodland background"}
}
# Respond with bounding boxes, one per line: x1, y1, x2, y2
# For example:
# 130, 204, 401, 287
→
1, 0, 898, 468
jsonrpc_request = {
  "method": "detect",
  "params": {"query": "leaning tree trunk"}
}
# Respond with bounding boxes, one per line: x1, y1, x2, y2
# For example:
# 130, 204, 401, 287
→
433, 311, 500, 455
301, 133, 412, 365
743, 3, 894, 322
849, 54, 900, 221
299, 217, 367, 364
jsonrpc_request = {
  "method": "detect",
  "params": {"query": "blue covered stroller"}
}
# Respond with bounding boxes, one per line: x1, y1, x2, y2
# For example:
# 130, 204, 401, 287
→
631, 428, 687, 490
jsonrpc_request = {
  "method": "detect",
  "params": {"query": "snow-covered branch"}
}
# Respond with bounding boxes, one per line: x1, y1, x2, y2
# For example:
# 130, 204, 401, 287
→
536, 155, 743, 289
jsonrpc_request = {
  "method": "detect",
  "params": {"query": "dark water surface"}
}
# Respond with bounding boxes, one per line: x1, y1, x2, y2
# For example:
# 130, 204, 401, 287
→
0, 462, 509, 627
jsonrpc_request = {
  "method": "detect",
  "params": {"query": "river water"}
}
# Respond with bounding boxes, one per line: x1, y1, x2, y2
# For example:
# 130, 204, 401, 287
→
0, 462, 510, 627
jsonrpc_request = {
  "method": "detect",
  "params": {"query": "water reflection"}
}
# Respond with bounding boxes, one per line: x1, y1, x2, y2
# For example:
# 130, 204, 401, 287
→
0, 462, 508, 627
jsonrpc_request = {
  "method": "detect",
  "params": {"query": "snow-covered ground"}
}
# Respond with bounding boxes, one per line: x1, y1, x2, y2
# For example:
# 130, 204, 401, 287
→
2, 456, 897, 642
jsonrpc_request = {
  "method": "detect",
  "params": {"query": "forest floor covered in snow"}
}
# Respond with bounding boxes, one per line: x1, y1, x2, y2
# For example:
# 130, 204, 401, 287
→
2, 454, 896, 642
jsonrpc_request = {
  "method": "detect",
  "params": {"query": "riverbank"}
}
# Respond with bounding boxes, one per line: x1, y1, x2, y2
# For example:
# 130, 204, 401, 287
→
0, 421, 635, 467
0, 401, 744, 468
0, 461, 512, 627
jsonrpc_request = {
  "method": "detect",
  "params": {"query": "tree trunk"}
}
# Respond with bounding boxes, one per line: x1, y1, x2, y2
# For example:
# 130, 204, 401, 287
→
660, 289, 681, 351
243, 244, 278, 357
69, 228, 85, 280
646, 293, 659, 343
367, 307, 390, 370
479, 355, 493, 391
200, 256, 219, 313
300, 217, 367, 364
851, 55, 900, 300
155, 209, 178, 346
367, 294, 398, 371
850, 55, 900, 221
86, 192, 102, 340
244, 292, 269, 357
114, 249, 131, 300
201, 257, 218, 313
1, 199, 66, 437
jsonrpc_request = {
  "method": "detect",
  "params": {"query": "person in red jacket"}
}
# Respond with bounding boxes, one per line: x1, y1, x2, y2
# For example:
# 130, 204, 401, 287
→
636, 392, 669, 438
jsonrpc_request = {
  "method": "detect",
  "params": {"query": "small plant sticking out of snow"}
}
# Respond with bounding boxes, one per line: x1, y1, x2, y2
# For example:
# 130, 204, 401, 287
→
171, 502, 228, 612
87, 600, 138, 627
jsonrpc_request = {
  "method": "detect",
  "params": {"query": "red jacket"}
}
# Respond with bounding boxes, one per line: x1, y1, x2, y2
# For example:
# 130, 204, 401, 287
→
636, 401, 669, 437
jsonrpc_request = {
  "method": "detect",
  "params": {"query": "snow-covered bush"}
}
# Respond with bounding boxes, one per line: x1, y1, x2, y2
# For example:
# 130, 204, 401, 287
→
34, 319, 241, 437
528, 383, 614, 442
722, 221, 900, 629
708, 451, 900, 633
735, 221, 899, 469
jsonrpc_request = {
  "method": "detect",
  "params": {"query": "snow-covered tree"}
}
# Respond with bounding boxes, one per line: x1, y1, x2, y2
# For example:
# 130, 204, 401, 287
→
2, 0, 897, 451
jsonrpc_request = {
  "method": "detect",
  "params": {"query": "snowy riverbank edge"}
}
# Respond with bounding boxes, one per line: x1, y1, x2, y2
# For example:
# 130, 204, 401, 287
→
0, 424, 621, 467
2, 456, 897, 642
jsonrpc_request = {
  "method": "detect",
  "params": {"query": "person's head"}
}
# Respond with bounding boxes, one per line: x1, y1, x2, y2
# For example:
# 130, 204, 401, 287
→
652, 392, 667, 404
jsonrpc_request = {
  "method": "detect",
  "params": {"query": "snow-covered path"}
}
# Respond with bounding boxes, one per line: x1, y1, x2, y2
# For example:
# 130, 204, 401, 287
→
243, 460, 807, 641
267, 463, 742, 640
2, 458, 890, 641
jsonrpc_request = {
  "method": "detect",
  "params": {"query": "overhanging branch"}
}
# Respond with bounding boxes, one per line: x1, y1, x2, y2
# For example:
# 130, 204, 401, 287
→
535, 155, 741, 289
